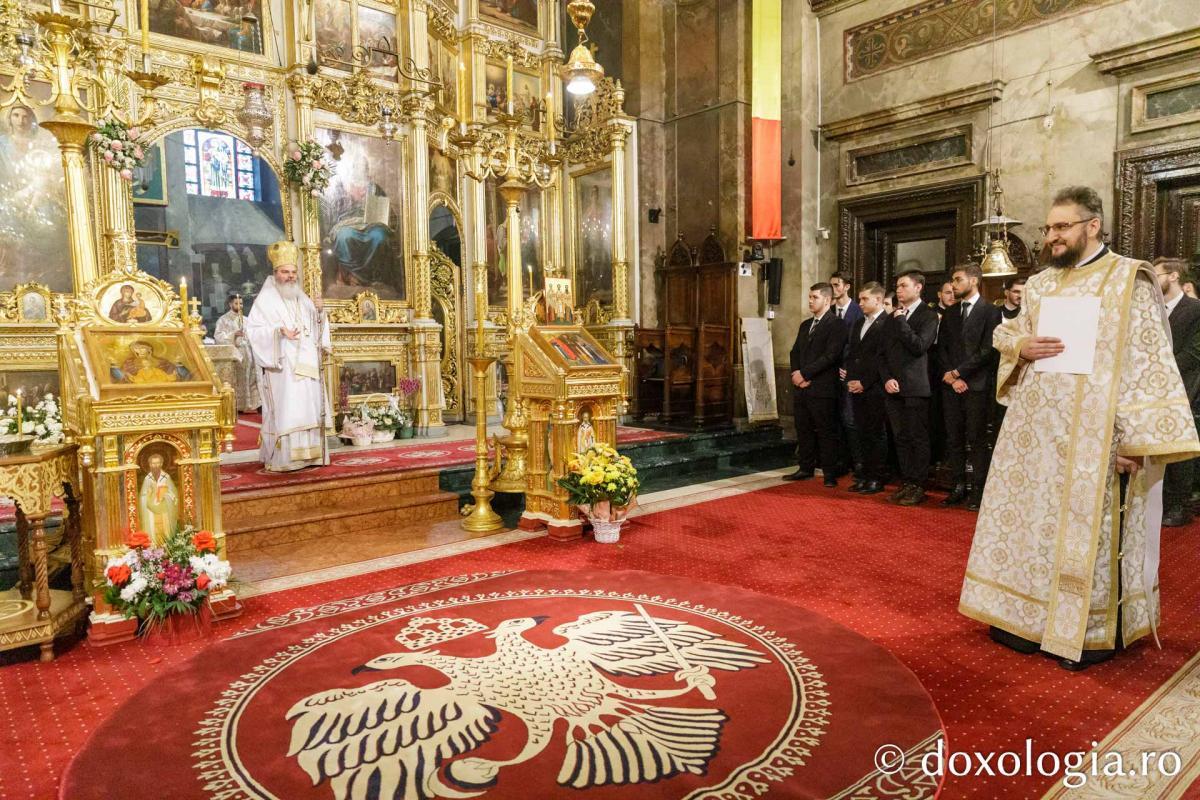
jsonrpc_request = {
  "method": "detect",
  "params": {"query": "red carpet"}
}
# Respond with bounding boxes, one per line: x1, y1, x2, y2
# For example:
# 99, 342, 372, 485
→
220, 427, 681, 493
62, 570, 944, 799
5, 482, 1200, 798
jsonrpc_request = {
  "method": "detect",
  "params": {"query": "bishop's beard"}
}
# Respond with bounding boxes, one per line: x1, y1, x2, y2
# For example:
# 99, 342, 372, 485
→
276, 279, 301, 300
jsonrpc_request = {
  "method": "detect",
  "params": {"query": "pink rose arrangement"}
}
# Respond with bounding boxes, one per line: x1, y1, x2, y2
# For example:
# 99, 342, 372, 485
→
89, 119, 146, 182
283, 139, 334, 197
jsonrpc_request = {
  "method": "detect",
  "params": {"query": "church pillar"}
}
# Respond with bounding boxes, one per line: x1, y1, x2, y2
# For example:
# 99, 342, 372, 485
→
287, 72, 323, 302
406, 88, 447, 434
93, 47, 136, 275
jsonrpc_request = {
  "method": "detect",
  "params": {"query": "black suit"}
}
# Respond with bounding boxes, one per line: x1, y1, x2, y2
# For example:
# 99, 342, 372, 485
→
833, 300, 865, 474
790, 313, 847, 475
1164, 295, 1200, 512
936, 296, 1002, 487
882, 303, 939, 486
845, 312, 889, 482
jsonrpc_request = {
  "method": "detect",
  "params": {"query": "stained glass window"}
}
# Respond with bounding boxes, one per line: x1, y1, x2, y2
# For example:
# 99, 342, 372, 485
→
183, 130, 260, 201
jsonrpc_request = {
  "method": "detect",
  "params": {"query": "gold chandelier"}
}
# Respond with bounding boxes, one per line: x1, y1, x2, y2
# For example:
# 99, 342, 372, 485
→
560, 0, 603, 97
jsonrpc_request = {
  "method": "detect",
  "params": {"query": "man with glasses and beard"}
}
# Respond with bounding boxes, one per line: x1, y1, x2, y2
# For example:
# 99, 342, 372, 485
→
960, 186, 1199, 671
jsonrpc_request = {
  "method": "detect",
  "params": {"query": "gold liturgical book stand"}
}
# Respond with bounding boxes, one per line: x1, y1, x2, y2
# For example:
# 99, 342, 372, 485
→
56, 266, 238, 646
512, 325, 622, 540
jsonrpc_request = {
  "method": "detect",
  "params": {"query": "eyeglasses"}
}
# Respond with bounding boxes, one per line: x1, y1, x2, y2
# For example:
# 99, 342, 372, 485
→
1039, 218, 1096, 236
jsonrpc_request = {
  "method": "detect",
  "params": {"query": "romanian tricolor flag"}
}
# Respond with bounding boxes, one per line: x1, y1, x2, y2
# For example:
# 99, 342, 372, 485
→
751, 0, 782, 241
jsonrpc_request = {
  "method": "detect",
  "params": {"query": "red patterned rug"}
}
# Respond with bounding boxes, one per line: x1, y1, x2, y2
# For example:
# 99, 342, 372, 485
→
220, 427, 681, 494
62, 570, 944, 799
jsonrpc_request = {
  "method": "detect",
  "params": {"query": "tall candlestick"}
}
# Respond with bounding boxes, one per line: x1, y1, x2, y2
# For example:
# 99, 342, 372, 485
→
457, 59, 467, 135
179, 277, 188, 324
16, 389, 23, 438
545, 90, 555, 142
139, 0, 150, 54
476, 313, 484, 354
505, 54, 514, 116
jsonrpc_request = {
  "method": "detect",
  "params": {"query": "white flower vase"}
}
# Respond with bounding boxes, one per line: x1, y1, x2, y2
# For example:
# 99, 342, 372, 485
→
580, 500, 630, 544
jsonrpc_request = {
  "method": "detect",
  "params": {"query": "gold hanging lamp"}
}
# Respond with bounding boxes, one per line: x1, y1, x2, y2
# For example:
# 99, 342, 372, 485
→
561, 0, 603, 96
973, 174, 1019, 278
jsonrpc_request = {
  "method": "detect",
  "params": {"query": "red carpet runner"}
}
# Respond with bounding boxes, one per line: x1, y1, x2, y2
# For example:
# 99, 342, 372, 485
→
220, 427, 680, 493
4, 482, 1200, 798
62, 570, 944, 799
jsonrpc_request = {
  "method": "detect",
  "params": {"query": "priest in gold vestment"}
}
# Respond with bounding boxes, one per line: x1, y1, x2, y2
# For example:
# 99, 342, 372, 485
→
960, 187, 1200, 670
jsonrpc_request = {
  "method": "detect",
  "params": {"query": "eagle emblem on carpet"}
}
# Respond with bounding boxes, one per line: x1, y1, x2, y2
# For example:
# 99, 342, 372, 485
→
285, 608, 769, 799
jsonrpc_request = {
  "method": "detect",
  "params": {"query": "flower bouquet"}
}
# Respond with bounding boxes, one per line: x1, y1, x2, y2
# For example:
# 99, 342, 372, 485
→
0, 392, 65, 453
89, 119, 146, 182
397, 377, 420, 438
557, 443, 640, 543
103, 526, 232, 644
283, 139, 333, 197
368, 404, 400, 442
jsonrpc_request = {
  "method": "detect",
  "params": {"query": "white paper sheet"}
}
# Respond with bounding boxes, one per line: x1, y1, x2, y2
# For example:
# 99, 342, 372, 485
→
1034, 296, 1102, 374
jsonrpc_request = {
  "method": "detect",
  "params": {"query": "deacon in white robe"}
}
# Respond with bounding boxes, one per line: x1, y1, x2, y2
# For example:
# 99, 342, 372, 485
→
213, 293, 261, 413
959, 187, 1200, 670
245, 241, 332, 472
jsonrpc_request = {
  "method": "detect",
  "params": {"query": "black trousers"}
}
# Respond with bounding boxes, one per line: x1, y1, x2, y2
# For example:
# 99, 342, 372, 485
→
851, 389, 887, 482
942, 387, 992, 486
1164, 457, 1195, 512
794, 391, 841, 475
885, 395, 931, 485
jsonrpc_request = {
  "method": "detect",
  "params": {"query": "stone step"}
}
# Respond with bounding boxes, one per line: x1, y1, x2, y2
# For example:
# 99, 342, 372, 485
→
224, 492, 460, 553
438, 426, 794, 503
222, 468, 459, 553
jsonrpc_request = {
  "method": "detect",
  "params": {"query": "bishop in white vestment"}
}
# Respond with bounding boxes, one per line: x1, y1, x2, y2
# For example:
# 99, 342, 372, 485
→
245, 241, 332, 472
959, 187, 1200, 669
214, 293, 261, 413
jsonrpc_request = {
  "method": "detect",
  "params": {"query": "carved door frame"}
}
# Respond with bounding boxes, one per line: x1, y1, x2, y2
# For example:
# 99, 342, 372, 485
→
837, 177, 985, 292
1114, 140, 1200, 260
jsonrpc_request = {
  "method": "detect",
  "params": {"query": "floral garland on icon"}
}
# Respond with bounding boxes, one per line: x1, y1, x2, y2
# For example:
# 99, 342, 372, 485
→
0, 392, 65, 444
283, 139, 333, 196
89, 119, 146, 182
103, 526, 232, 622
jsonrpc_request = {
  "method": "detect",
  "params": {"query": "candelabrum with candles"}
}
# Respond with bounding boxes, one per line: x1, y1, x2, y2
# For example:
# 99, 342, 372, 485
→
450, 55, 563, 496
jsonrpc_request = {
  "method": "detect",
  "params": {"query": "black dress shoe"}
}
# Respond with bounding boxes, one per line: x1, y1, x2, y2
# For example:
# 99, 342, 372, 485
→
941, 483, 968, 507
860, 480, 885, 494
1162, 507, 1192, 527
848, 479, 866, 492
964, 491, 983, 512
887, 484, 910, 503
898, 486, 926, 506
783, 469, 814, 481
1058, 649, 1115, 671
823, 475, 838, 488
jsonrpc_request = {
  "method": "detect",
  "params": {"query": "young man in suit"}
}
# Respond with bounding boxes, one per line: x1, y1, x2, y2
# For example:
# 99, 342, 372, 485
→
937, 263, 1002, 510
883, 270, 940, 505
1155, 257, 1200, 526
844, 281, 889, 494
1001, 277, 1024, 320
786, 282, 848, 486
830, 270, 864, 480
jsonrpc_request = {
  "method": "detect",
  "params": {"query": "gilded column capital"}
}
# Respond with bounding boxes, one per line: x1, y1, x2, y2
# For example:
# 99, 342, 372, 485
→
287, 72, 317, 104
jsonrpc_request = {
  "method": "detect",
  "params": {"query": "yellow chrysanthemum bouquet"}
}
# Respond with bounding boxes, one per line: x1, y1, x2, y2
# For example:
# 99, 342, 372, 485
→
558, 443, 640, 527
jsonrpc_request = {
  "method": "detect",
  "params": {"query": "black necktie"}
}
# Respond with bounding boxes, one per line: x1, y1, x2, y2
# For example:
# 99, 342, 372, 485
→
961, 301, 971, 319
836, 306, 843, 320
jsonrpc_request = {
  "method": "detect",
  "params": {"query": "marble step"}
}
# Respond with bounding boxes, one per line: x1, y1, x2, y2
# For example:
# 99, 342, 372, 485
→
222, 469, 460, 553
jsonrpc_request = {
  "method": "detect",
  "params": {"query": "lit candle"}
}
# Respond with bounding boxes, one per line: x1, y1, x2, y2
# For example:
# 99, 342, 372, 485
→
139, 0, 150, 55
546, 89, 556, 155
50, 0, 62, 12
505, 54, 514, 116
457, 59, 467, 135
15, 389, 23, 438
179, 277, 188, 324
